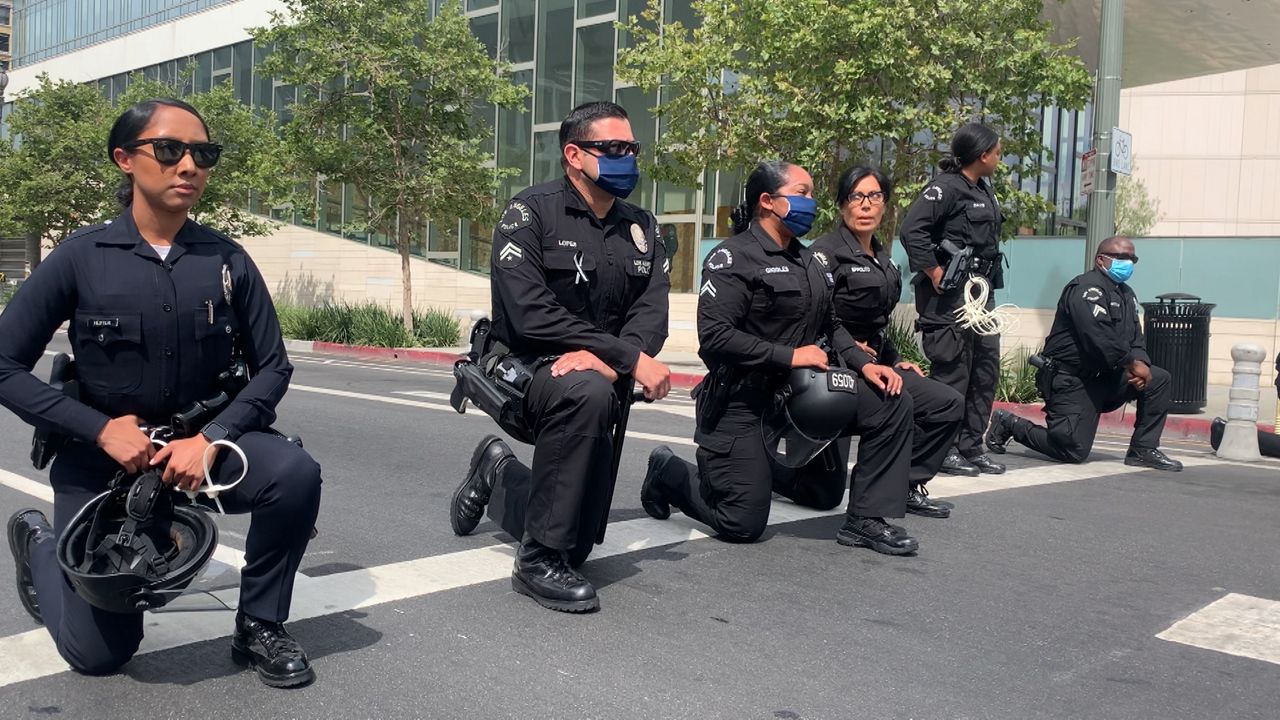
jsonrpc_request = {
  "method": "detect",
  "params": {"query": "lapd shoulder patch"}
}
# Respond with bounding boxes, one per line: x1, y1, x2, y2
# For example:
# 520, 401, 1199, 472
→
922, 185, 943, 202
497, 240, 525, 268
705, 247, 733, 272
1082, 287, 1103, 303
498, 200, 533, 234
812, 250, 829, 268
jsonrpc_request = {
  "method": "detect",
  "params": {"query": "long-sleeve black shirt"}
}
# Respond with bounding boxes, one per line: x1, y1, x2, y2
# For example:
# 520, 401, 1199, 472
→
810, 226, 904, 366
1042, 268, 1152, 376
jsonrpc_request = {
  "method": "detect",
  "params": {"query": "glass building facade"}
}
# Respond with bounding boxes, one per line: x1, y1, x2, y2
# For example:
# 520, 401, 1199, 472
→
0, 1, 12, 71
12, 0, 237, 66
5, 0, 1093, 293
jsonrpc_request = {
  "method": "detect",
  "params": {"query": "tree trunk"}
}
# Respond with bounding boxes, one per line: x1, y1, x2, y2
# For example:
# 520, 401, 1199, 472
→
25, 233, 42, 274
398, 215, 415, 335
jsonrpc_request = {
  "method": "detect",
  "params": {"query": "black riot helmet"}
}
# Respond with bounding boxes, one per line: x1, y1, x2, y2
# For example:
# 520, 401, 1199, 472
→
761, 367, 861, 468
57, 471, 218, 614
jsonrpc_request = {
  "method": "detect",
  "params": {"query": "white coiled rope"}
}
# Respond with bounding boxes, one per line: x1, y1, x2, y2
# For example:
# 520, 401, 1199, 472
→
953, 275, 1020, 337
147, 428, 248, 514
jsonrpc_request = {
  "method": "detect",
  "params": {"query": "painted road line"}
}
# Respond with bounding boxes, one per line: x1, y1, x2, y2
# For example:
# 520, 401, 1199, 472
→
0, 455, 1176, 688
1157, 593, 1280, 666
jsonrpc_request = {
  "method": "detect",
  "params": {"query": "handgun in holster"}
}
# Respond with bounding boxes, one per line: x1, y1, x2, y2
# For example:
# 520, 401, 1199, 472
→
450, 317, 536, 444
938, 239, 975, 292
692, 365, 732, 435
30, 353, 79, 470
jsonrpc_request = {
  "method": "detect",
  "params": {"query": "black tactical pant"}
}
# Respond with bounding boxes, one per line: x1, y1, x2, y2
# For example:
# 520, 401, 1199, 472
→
653, 377, 912, 544
896, 369, 965, 485
27, 433, 322, 675
486, 365, 619, 555
917, 279, 1001, 459
1009, 365, 1171, 463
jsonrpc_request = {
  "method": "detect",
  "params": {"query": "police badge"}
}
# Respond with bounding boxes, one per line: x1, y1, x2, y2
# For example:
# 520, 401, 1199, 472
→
630, 223, 648, 253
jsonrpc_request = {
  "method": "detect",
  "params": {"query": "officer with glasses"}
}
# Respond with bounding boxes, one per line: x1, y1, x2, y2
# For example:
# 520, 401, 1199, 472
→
449, 101, 670, 613
1, 99, 322, 686
985, 236, 1183, 471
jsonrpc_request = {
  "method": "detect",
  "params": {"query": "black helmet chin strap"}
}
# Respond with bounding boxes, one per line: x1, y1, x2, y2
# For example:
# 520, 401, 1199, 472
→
81, 471, 173, 577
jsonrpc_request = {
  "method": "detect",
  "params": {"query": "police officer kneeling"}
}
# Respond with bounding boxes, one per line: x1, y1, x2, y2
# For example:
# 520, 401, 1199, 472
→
642, 161, 919, 555
448, 102, 671, 613
986, 236, 1182, 471
1, 100, 322, 686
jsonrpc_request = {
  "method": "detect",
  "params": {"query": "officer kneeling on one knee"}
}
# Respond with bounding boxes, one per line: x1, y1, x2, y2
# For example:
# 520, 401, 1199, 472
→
986, 236, 1182, 471
448, 102, 671, 614
642, 160, 922, 555
810, 165, 964, 520
1, 99, 322, 686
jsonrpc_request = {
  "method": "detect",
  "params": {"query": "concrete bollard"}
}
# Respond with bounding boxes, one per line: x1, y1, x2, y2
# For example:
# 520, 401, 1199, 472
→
1216, 343, 1266, 461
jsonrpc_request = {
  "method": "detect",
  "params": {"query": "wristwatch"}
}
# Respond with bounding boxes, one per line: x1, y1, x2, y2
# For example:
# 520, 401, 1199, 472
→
200, 421, 231, 444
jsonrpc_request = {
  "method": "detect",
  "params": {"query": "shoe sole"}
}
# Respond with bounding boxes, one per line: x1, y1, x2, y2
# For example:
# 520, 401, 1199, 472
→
450, 437, 501, 536
1123, 457, 1183, 472
975, 466, 1006, 475
985, 439, 1008, 455
511, 574, 599, 613
231, 645, 316, 688
836, 530, 919, 556
938, 466, 980, 478
7, 511, 42, 625
640, 451, 671, 520
905, 505, 951, 519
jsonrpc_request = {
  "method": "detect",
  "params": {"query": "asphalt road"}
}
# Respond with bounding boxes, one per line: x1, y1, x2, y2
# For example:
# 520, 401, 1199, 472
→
0, 339, 1277, 719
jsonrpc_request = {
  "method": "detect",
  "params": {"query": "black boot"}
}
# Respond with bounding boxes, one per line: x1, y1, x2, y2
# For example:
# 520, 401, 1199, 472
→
836, 515, 919, 556
641, 446, 674, 520
1124, 447, 1183, 472
985, 409, 1015, 455
939, 452, 979, 477
512, 539, 599, 613
967, 454, 1006, 475
7, 509, 51, 625
905, 486, 951, 519
231, 612, 315, 688
450, 435, 515, 535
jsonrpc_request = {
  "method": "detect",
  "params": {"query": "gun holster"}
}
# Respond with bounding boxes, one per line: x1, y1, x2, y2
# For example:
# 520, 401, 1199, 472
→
450, 318, 536, 445
692, 365, 732, 435
938, 239, 975, 292
31, 353, 79, 470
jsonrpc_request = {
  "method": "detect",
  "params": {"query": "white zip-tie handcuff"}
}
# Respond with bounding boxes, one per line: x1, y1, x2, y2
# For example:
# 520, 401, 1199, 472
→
147, 427, 248, 514
953, 275, 1020, 337
573, 251, 588, 285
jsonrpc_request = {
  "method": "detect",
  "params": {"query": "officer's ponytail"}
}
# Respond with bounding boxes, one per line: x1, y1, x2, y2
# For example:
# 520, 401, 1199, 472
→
730, 160, 793, 234
939, 123, 999, 173
107, 98, 211, 207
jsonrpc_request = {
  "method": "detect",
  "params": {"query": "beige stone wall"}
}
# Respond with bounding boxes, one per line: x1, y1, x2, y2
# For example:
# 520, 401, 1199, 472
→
1120, 64, 1280, 237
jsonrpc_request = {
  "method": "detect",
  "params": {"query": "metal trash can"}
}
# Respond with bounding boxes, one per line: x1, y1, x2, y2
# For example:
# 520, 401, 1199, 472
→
1141, 292, 1215, 414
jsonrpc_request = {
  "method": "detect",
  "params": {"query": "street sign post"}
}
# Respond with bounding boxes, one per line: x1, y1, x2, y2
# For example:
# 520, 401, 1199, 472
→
1081, 149, 1097, 197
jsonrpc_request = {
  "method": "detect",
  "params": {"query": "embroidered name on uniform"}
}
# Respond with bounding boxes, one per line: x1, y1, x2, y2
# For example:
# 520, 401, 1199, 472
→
90, 318, 120, 328
763, 266, 790, 274
558, 240, 577, 248
849, 266, 872, 273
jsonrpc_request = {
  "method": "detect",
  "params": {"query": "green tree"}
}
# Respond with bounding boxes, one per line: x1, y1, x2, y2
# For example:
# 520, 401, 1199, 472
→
253, 0, 528, 332
616, 0, 1093, 236
0, 74, 117, 268
1114, 167, 1162, 237
115, 75, 301, 238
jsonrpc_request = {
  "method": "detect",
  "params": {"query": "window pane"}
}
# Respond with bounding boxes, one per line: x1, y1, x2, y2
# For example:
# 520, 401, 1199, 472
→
617, 0, 655, 49
574, 22, 613, 105
461, 219, 493, 274
532, 130, 561, 185
500, 0, 534, 64
614, 86, 655, 210
196, 51, 212, 93
535, 0, 573, 124
578, 0, 614, 18
212, 46, 233, 73
233, 42, 253, 104
468, 0, 498, 9
470, 13, 498, 57
429, 219, 460, 254
497, 69, 533, 200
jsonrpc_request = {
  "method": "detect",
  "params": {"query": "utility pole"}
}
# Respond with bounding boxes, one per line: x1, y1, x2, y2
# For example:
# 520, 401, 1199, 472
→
1084, 0, 1124, 268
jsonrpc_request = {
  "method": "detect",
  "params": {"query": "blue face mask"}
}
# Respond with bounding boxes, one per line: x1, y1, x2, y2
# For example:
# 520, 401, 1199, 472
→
774, 195, 817, 237
1106, 258, 1134, 283
591, 153, 641, 199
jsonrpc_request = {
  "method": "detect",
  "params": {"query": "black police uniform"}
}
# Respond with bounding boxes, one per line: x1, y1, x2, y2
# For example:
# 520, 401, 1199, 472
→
485, 177, 668, 553
900, 171, 1004, 462
1002, 268, 1170, 463
648, 224, 913, 543
0, 212, 321, 674
809, 227, 963, 486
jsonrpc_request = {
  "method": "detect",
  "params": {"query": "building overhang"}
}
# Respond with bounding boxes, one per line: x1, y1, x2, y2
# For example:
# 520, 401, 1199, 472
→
1048, 0, 1280, 88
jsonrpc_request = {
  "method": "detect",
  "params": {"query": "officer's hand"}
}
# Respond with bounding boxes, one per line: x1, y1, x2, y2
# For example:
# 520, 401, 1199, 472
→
926, 266, 944, 294
790, 345, 829, 371
896, 361, 925, 377
1127, 361, 1151, 390
863, 364, 903, 395
856, 341, 878, 360
151, 436, 219, 492
551, 350, 619, 382
96, 415, 154, 474
634, 353, 671, 401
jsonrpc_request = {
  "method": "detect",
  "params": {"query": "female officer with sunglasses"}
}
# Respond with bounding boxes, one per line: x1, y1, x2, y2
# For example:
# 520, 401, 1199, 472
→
0, 99, 322, 687
810, 166, 963, 520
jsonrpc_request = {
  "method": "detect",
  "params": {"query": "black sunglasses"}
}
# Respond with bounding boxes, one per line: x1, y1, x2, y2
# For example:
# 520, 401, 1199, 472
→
570, 139, 642, 157
1102, 252, 1139, 263
124, 138, 223, 169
